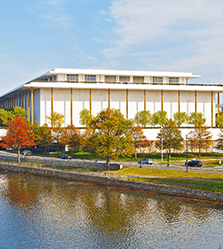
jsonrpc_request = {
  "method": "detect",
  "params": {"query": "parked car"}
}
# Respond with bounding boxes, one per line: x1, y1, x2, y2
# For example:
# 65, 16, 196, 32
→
185, 160, 202, 167
22, 150, 32, 156
57, 154, 71, 159
138, 158, 153, 165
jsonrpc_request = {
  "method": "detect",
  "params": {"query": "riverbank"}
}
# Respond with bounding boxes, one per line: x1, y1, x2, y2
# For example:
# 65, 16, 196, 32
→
0, 161, 223, 203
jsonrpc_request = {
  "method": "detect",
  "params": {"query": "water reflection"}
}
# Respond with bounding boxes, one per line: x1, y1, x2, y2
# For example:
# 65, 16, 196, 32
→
0, 171, 223, 248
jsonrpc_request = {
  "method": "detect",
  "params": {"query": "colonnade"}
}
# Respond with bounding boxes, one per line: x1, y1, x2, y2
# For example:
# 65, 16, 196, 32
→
0, 88, 34, 124
50, 88, 217, 127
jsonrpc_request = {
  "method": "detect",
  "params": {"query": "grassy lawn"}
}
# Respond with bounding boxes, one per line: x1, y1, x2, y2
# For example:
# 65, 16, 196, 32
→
118, 176, 223, 192
107, 167, 223, 181
204, 161, 222, 167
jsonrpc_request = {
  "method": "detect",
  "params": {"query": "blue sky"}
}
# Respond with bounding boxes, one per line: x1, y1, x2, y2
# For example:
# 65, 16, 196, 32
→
1, 0, 223, 93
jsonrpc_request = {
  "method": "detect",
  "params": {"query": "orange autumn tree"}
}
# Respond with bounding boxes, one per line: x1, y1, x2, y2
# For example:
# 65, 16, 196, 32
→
62, 125, 81, 157
0, 116, 35, 162
188, 118, 212, 158
131, 126, 148, 158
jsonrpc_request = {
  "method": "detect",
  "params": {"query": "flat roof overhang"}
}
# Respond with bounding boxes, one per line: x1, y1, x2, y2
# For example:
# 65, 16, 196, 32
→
1, 81, 223, 99
35, 68, 201, 79
25, 82, 223, 92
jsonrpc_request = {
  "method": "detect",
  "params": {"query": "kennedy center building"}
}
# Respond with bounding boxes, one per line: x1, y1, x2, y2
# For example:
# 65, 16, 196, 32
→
0, 68, 222, 129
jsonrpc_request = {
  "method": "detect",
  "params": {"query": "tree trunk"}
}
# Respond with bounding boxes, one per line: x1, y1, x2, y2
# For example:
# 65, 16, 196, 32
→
199, 147, 201, 158
45, 146, 46, 153
135, 145, 137, 159
107, 157, 110, 171
71, 148, 73, 157
17, 147, 20, 163
57, 144, 59, 156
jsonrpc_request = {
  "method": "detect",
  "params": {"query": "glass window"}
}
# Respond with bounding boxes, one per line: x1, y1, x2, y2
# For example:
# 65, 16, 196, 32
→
133, 76, 144, 83
67, 74, 78, 81
152, 77, 163, 83
119, 76, 130, 82
85, 75, 96, 82
105, 75, 116, 83
169, 77, 179, 84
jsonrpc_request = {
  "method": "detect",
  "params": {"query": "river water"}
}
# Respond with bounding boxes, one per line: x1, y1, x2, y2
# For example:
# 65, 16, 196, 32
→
0, 171, 223, 249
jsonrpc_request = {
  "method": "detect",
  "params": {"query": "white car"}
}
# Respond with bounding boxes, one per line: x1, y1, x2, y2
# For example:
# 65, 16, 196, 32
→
138, 158, 153, 165
21, 150, 32, 156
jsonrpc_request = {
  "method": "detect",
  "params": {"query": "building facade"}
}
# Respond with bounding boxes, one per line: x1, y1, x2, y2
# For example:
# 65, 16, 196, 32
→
0, 68, 222, 132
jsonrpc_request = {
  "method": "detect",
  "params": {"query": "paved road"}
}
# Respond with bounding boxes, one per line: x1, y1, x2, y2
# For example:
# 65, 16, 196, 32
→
119, 161, 223, 174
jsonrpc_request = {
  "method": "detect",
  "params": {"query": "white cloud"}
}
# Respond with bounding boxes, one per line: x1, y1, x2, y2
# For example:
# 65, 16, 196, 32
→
42, 13, 73, 30
29, 0, 73, 30
105, 0, 223, 55
99, 0, 223, 82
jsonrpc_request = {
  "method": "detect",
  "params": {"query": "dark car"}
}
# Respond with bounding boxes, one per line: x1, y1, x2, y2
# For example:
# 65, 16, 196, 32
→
57, 154, 71, 159
138, 158, 153, 165
21, 150, 32, 156
185, 160, 202, 167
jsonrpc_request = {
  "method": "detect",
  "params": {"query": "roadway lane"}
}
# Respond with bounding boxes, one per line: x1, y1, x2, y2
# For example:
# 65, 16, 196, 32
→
119, 161, 223, 174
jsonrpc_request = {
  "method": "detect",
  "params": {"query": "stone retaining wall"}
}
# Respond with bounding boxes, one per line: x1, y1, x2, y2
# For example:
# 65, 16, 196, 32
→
0, 153, 122, 170
0, 162, 223, 203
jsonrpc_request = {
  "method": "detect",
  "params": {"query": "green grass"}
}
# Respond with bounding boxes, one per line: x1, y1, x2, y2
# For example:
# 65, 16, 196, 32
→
107, 167, 223, 181
204, 161, 222, 167
49, 151, 98, 160
21, 161, 105, 172
119, 176, 223, 192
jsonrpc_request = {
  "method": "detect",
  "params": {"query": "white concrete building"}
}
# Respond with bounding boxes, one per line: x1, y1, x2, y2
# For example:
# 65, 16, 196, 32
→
0, 68, 222, 138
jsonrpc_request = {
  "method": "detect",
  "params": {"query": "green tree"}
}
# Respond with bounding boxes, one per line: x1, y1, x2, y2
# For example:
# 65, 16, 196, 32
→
0, 107, 27, 126
0, 109, 10, 126
188, 112, 206, 126
62, 125, 81, 157
31, 121, 41, 145
80, 109, 93, 126
46, 111, 65, 155
13, 106, 27, 117
81, 124, 95, 157
33, 123, 52, 153
216, 112, 223, 127
89, 108, 134, 170
216, 129, 223, 150
131, 126, 147, 158
173, 111, 188, 126
134, 110, 152, 127
188, 118, 212, 158
46, 111, 64, 128
157, 119, 183, 163
152, 110, 168, 127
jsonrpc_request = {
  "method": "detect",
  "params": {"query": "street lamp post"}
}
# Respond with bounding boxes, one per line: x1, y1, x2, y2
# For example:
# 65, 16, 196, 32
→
139, 146, 142, 168
186, 134, 189, 173
161, 136, 163, 162
167, 137, 169, 167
